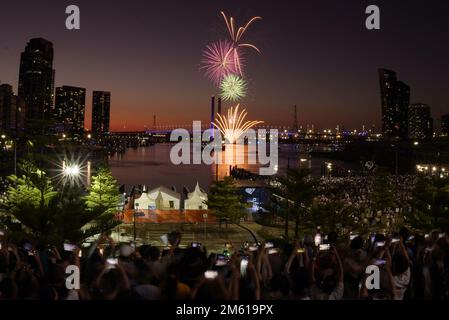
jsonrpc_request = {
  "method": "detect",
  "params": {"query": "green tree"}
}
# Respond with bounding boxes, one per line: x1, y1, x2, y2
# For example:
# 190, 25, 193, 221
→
206, 176, 247, 227
367, 170, 397, 231
307, 201, 356, 236
2, 161, 58, 243
271, 169, 316, 239
6, 160, 57, 210
406, 175, 449, 232
2, 162, 121, 245
85, 167, 121, 215
83, 167, 122, 236
370, 171, 396, 212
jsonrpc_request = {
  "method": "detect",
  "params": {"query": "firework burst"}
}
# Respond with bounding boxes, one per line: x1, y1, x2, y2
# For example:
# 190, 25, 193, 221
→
213, 104, 264, 144
201, 40, 243, 86
221, 11, 262, 75
220, 74, 247, 102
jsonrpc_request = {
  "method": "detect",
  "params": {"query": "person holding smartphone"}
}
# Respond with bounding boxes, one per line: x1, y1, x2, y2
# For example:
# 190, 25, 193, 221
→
391, 241, 411, 300
94, 259, 131, 300
360, 242, 395, 300
283, 241, 311, 300
310, 245, 344, 300
256, 242, 273, 292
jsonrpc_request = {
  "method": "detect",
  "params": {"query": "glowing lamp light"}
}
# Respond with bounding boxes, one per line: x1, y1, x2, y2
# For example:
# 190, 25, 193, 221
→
63, 164, 80, 176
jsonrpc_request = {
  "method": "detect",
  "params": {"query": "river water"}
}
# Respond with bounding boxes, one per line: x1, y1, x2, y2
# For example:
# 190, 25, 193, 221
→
108, 143, 359, 193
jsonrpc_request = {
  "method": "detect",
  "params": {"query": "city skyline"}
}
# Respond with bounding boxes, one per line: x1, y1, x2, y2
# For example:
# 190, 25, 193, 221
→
0, 0, 448, 132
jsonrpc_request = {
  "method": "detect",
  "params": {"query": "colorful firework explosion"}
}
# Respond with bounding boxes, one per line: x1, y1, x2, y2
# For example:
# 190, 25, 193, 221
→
220, 74, 247, 101
201, 40, 243, 86
220, 11, 262, 75
213, 104, 264, 144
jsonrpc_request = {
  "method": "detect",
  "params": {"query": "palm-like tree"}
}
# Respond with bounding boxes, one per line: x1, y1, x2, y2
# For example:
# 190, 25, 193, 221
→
270, 169, 316, 239
1, 161, 121, 245
407, 175, 449, 231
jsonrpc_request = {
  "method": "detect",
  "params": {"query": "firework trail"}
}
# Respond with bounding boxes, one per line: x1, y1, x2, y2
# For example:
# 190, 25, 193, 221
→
221, 11, 262, 75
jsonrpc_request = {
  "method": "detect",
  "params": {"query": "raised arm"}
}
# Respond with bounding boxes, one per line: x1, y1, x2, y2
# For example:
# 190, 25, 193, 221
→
332, 246, 344, 283
285, 241, 300, 274
116, 262, 131, 291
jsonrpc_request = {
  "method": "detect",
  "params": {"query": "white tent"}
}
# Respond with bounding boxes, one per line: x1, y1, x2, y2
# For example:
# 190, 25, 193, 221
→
134, 186, 181, 210
184, 182, 208, 210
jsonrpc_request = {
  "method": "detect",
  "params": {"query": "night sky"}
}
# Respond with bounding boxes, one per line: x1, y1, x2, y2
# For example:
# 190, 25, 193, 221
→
1, 0, 448, 131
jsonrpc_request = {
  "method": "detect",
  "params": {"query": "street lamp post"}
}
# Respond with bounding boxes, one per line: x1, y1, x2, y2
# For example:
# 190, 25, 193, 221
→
14, 138, 17, 177
203, 213, 208, 240
133, 203, 139, 242
224, 219, 259, 245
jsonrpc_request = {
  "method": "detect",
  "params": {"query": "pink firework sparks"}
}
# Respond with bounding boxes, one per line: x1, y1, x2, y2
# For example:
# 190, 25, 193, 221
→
201, 40, 244, 86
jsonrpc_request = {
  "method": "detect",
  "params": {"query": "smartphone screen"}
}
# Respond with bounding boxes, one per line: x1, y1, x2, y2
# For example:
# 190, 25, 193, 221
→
314, 234, 322, 246
215, 254, 228, 266
64, 243, 76, 251
204, 270, 218, 279
375, 259, 387, 266
375, 241, 386, 248
240, 257, 249, 277
319, 244, 330, 251
106, 258, 118, 268
160, 234, 168, 246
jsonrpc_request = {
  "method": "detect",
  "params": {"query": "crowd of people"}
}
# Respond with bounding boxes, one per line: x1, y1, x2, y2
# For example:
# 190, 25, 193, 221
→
315, 175, 416, 209
1, 228, 449, 300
